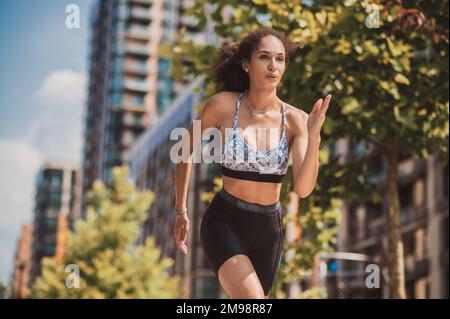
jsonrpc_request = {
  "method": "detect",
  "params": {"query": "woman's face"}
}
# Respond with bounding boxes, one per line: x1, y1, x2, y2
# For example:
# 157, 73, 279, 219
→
243, 35, 286, 90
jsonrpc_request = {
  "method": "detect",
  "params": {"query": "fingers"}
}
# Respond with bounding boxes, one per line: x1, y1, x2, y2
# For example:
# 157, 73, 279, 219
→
173, 224, 188, 255
320, 94, 332, 114
311, 98, 323, 114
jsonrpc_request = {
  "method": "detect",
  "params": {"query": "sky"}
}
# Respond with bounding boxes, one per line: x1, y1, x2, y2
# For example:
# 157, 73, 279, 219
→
0, 0, 96, 284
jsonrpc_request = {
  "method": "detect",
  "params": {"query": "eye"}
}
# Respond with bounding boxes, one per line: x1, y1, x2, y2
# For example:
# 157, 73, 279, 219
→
260, 55, 284, 61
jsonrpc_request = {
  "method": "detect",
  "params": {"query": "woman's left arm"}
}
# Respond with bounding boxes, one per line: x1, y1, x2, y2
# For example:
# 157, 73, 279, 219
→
292, 95, 332, 198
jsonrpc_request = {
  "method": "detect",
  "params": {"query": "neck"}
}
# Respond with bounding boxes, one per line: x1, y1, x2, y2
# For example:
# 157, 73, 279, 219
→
246, 88, 280, 112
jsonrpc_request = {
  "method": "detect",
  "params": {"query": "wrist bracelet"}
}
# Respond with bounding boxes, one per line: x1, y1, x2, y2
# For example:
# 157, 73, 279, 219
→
173, 207, 187, 216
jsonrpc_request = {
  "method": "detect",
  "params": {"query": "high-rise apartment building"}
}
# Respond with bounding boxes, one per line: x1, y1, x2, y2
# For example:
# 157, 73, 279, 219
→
81, 0, 214, 215
29, 163, 81, 287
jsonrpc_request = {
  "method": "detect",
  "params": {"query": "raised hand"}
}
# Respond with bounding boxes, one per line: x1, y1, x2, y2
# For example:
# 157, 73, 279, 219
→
307, 94, 332, 139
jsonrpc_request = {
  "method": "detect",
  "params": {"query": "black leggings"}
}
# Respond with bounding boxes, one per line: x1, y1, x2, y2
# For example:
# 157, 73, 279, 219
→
200, 187, 284, 296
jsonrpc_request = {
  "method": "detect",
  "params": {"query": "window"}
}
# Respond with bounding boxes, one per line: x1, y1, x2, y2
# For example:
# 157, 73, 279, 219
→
111, 92, 122, 108
42, 218, 57, 229
49, 191, 62, 209
135, 94, 144, 105
50, 175, 61, 188
366, 201, 383, 221
158, 58, 170, 75
44, 244, 55, 255
112, 73, 123, 91
106, 148, 121, 164
135, 113, 143, 126
113, 57, 123, 71
104, 167, 113, 185
113, 40, 124, 55
44, 233, 56, 245
116, 3, 128, 20
109, 112, 121, 126
399, 182, 414, 223
138, 58, 147, 67
111, 131, 121, 144
113, 20, 126, 36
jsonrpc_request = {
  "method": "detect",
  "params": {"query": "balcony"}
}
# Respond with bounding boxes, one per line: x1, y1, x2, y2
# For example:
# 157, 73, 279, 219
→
129, 0, 152, 4
367, 217, 386, 238
130, 7, 152, 21
124, 43, 149, 56
414, 206, 428, 220
121, 131, 135, 147
123, 62, 149, 75
122, 112, 145, 128
180, 15, 198, 28
123, 79, 149, 92
400, 205, 428, 225
400, 207, 413, 224
126, 25, 150, 39
120, 101, 147, 112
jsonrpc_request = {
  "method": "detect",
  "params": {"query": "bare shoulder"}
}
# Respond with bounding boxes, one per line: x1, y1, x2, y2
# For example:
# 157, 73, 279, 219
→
210, 91, 240, 106
204, 91, 238, 111
200, 91, 239, 128
284, 103, 308, 138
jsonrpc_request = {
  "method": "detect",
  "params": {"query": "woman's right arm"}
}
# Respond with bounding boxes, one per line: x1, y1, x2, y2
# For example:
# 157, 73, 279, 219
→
173, 93, 225, 255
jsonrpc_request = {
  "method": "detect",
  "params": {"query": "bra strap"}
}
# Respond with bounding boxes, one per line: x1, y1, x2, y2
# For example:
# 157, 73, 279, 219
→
281, 103, 286, 137
233, 91, 245, 128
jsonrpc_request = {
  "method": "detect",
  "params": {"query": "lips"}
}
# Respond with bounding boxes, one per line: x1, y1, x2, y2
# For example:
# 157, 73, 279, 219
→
266, 74, 278, 80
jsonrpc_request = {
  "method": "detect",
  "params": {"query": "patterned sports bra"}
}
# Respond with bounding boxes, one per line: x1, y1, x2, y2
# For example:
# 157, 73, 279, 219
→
220, 90, 289, 183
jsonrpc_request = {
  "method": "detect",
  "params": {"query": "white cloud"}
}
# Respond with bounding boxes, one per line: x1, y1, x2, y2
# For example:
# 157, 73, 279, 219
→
0, 69, 86, 282
36, 69, 87, 109
30, 69, 87, 163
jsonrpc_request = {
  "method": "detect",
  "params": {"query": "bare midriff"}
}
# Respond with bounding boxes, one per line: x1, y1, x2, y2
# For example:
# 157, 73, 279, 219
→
222, 175, 283, 205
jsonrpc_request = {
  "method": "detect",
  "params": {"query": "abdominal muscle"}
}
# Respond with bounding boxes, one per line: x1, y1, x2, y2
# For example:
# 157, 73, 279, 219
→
222, 175, 282, 205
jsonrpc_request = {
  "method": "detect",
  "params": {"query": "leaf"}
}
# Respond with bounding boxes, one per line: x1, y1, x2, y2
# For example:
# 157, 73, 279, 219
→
386, 37, 409, 57
334, 37, 352, 55
342, 97, 361, 114
158, 43, 172, 59
394, 73, 410, 85
394, 106, 419, 130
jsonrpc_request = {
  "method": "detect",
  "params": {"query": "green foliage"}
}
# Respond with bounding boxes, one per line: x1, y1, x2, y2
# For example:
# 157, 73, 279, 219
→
29, 165, 182, 299
0, 282, 11, 299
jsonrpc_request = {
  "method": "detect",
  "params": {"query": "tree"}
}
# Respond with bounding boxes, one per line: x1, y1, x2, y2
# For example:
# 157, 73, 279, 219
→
289, 0, 448, 298
30, 165, 182, 298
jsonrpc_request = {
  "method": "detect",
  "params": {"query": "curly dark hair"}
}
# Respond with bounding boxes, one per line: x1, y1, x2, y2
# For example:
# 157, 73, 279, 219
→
210, 28, 299, 93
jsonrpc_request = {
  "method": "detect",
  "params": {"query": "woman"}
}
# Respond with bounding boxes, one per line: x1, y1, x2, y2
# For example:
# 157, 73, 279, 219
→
173, 28, 331, 299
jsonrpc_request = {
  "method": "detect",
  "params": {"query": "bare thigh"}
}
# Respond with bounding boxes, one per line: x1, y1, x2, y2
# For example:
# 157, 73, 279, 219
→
218, 254, 267, 299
